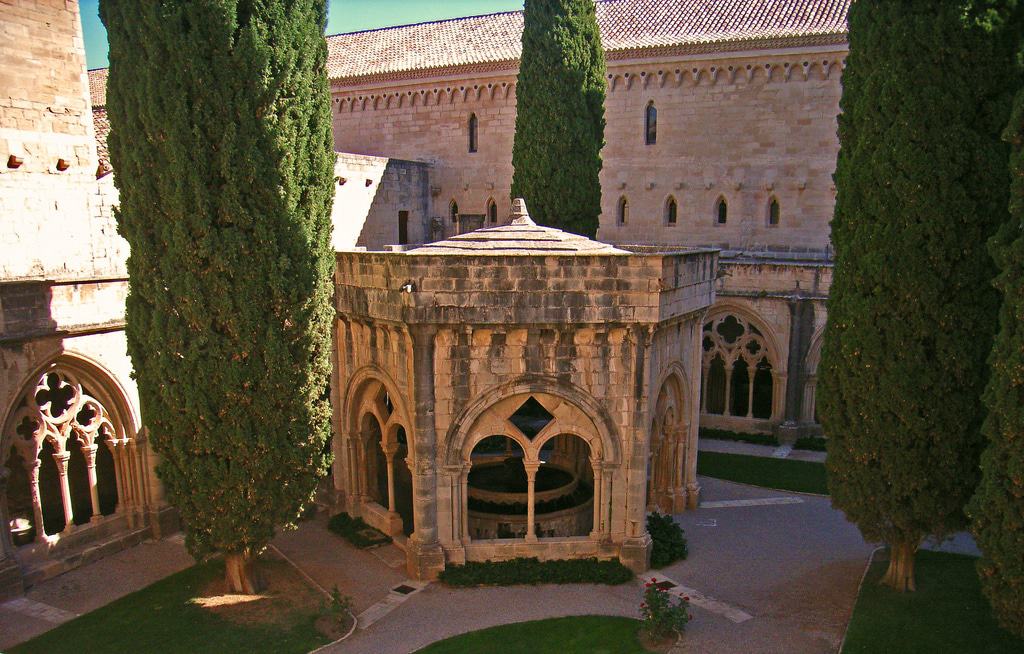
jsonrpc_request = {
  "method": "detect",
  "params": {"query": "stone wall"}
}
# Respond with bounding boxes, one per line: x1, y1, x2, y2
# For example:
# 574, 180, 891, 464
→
331, 153, 432, 250
330, 47, 844, 251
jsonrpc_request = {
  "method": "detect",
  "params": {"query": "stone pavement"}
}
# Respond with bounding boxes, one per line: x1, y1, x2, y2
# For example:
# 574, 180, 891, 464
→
323, 476, 874, 654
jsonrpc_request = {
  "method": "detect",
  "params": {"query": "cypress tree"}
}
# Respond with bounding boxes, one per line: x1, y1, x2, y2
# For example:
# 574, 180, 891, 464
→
511, 0, 606, 237
100, 0, 335, 593
819, 0, 1019, 592
969, 83, 1024, 636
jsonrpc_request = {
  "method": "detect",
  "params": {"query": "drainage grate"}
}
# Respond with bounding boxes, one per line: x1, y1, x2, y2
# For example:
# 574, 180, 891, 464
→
392, 584, 417, 595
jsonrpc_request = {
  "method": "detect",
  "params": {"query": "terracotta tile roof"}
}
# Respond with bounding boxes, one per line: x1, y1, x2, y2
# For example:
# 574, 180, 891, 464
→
88, 68, 108, 107
326, 0, 850, 82
92, 107, 110, 165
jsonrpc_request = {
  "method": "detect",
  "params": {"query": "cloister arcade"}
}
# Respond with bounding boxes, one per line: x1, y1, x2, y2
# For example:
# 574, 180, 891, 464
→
700, 312, 780, 426
1, 357, 154, 564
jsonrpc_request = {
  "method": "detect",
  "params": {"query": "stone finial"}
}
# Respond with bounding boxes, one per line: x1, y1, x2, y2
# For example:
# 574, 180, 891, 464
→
510, 198, 534, 225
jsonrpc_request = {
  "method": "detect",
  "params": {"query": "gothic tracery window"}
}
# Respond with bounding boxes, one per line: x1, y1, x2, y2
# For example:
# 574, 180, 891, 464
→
701, 314, 775, 420
4, 366, 129, 545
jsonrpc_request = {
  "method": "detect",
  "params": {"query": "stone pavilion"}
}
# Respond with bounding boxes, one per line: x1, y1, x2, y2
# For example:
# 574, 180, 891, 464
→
330, 200, 717, 578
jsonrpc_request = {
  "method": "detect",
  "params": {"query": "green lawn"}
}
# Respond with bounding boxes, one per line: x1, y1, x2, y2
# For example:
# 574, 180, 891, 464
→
696, 450, 829, 494
418, 616, 648, 654
843, 550, 1024, 653
10, 561, 329, 654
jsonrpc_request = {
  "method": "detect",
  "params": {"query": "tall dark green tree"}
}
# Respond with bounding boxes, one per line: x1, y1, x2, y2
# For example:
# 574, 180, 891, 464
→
511, 0, 605, 237
100, 0, 335, 593
969, 83, 1024, 636
819, 0, 1020, 592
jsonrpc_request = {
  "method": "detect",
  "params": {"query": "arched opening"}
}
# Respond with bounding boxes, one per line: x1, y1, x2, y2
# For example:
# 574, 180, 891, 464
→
665, 196, 678, 225
645, 101, 657, 145
467, 436, 528, 539
701, 313, 778, 423
715, 196, 728, 225
768, 196, 780, 226
468, 113, 478, 153
360, 413, 388, 507
536, 434, 593, 538
449, 199, 459, 225
752, 359, 774, 419
704, 354, 727, 415
487, 198, 498, 224
393, 426, 414, 536
3, 362, 134, 547
38, 440, 64, 536
730, 359, 750, 417
618, 196, 629, 226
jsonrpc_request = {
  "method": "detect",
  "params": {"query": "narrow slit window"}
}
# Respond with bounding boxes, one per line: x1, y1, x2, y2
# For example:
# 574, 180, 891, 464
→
487, 198, 498, 223
666, 197, 677, 225
468, 113, 478, 153
645, 102, 657, 145
618, 196, 629, 225
449, 200, 459, 224
768, 197, 780, 226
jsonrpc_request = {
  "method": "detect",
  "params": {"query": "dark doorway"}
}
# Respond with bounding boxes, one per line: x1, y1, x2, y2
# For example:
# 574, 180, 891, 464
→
398, 210, 409, 245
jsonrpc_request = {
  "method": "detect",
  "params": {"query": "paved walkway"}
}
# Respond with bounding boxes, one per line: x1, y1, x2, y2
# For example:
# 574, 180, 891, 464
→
323, 476, 874, 654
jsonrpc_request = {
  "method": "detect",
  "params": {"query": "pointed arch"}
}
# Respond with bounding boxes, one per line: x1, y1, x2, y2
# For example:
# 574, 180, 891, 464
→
715, 196, 728, 225
486, 197, 498, 224
665, 195, 678, 226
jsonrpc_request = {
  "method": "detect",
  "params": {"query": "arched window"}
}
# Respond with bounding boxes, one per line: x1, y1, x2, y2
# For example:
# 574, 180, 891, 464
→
468, 113, 478, 153
617, 196, 629, 226
768, 196, 780, 226
715, 197, 727, 225
645, 101, 657, 145
4, 364, 132, 546
701, 314, 776, 420
449, 200, 459, 224
487, 198, 498, 224
665, 196, 677, 225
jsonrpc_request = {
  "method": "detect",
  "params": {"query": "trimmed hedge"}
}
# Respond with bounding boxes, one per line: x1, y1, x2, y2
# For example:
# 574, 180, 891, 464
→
699, 427, 778, 447
327, 513, 391, 548
439, 557, 633, 587
647, 513, 688, 568
793, 436, 827, 452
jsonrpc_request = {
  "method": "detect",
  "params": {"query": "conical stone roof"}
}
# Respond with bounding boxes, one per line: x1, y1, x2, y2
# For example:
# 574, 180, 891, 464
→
409, 199, 628, 256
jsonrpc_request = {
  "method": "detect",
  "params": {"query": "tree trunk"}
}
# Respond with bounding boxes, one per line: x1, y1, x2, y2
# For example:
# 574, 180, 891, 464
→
224, 552, 260, 594
880, 541, 917, 592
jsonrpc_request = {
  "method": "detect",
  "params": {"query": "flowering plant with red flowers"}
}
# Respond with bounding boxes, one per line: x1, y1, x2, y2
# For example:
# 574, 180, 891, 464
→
640, 578, 691, 641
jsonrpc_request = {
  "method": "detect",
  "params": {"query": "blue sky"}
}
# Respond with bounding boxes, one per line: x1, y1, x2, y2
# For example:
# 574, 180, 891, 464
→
81, 0, 525, 70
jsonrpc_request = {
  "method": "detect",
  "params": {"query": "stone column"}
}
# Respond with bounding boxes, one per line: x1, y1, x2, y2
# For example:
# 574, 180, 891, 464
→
406, 324, 445, 580
459, 466, 471, 542
589, 460, 603, 540
620, 326, 653, 573
776, 298, 815, 441
0, 465, 25, 600
524, 461, 539, 542
384, 448, 397, 513
723, 367, 733, 416
54, 451, 74, 530
686, 320, 703, 509
82, 443, 101, 521
28, 460, 45, 543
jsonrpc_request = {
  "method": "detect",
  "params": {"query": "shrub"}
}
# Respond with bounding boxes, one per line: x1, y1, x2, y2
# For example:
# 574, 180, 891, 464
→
640, 578, 691, 640
648, 513, 688, 568
327, 512, 391, 548
699, 427, 778, 447
438, 557, 633, 587
793, 436, 827, 452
